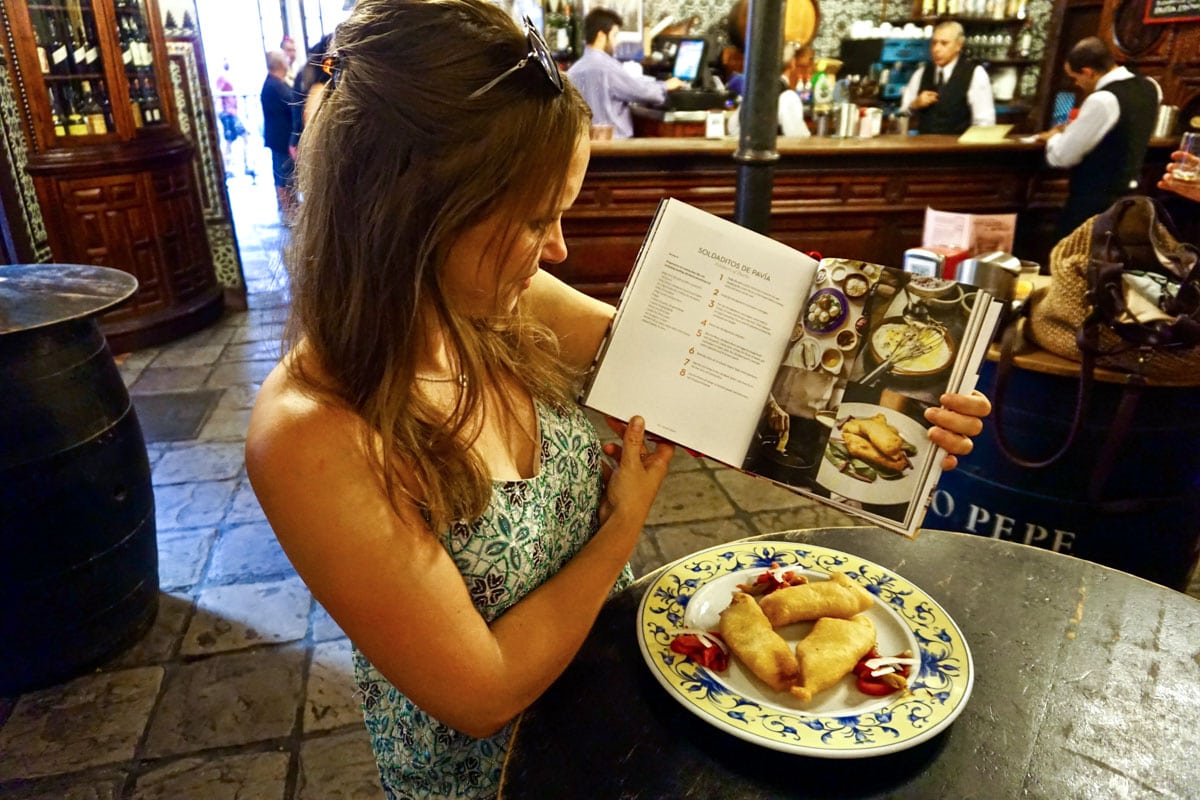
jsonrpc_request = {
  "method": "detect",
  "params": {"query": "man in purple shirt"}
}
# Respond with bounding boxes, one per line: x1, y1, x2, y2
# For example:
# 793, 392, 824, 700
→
566, 9, 683, 139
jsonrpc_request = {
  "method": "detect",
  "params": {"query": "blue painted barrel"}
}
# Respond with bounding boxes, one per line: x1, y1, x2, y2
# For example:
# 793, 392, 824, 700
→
927, 356, 1200, 591
0, 265, 157, 694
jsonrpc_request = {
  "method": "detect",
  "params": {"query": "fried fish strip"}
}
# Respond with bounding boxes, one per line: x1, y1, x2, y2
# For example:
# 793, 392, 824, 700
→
790, 615, 877, 703
718, 592, 801, 692
759, 572, 875, 628
843, 413, 905, 458
843, 430, 909, 472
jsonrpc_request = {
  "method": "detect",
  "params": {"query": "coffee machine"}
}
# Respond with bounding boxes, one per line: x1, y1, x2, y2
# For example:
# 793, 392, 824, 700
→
837, 38, 930, 113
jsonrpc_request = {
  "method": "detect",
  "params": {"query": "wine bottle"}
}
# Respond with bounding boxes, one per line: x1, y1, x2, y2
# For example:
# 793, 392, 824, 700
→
34, 13, 51, 73
135, 16, 154, 68
81, 81, 108, 134
71, 24, 87, 70
64, 85, 89, 136
47, 87, 66, 137
46, 14, 70, 75
142, 76, 162, 124
119, 16, 134, 67
129, 77, 144, 127
83, 17, 100, 70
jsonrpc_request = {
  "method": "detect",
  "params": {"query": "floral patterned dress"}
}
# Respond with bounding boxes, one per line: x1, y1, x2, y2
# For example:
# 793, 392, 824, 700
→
352, 400, 633, 800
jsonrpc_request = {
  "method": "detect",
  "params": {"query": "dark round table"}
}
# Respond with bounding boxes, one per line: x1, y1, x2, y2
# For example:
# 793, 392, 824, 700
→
498, 527, 1200, 799
1, 264, 158, 694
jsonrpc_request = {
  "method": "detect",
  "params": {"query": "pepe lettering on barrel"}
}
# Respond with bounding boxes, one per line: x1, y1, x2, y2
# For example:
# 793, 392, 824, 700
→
927, 488, 1078, 554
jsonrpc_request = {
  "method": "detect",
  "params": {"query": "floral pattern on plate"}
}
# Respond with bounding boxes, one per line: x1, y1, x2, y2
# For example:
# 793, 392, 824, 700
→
637, 540, 973, 758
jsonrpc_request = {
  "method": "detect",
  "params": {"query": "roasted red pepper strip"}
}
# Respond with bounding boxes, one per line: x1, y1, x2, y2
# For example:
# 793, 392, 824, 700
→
670, 633, 729, 671
853, 648, 910, 697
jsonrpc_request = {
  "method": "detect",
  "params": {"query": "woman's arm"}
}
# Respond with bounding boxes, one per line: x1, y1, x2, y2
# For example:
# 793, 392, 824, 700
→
525, 268, 615, 370
245, 363, 670, 739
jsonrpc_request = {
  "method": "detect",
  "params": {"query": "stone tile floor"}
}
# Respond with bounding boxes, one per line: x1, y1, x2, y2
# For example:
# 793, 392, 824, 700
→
2, 168, 1198, 799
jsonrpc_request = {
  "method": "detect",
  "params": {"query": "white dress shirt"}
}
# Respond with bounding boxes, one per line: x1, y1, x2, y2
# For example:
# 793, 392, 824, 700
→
1044, 66, 1163, 169
900, 56, 996, 127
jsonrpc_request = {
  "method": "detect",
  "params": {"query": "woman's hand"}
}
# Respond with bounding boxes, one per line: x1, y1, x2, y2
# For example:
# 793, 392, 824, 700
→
1158, 152, 1200, 203
598, 416, 674, 527
924, 390, 991, 471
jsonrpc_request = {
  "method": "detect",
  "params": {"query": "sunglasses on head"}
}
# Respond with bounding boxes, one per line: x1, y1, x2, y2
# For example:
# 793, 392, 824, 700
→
467, 16, 564, 100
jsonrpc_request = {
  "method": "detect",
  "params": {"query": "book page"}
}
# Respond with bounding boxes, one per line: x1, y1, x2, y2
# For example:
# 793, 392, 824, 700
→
742, 263, 999, 535
583, 199, 817, 466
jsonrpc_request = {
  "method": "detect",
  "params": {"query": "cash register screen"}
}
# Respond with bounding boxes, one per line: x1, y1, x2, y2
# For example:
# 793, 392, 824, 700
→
671, 38, 706, 84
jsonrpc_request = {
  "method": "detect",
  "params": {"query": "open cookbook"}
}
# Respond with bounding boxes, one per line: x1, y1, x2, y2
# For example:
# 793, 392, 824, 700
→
581, 198, 1005, 537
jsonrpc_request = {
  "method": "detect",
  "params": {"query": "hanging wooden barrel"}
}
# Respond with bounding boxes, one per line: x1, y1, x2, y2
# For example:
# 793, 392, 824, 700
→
0, 264, 157, 694
927, 347, 1200, 591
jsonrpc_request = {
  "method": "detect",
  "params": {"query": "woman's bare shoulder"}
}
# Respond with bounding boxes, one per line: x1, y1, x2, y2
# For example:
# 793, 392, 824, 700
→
246, 357, 360, 465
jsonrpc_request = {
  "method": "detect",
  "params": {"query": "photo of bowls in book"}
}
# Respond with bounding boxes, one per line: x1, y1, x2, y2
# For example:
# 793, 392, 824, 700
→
816, 402, 927, 506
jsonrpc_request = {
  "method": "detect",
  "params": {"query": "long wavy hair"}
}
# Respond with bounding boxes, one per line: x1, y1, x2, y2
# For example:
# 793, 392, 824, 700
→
286, 0, 592, 529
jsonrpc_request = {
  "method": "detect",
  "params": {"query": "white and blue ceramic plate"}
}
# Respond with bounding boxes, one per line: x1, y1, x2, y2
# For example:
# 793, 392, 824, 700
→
636, 540, 973, 758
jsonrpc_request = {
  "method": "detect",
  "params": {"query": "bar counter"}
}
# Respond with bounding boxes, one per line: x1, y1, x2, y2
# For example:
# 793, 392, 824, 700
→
556, 134, 1178, 303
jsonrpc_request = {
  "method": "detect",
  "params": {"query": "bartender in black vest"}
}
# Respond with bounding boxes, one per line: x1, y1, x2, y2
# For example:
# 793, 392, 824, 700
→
1035, 37, 1161, 238
901, 21, 995, 135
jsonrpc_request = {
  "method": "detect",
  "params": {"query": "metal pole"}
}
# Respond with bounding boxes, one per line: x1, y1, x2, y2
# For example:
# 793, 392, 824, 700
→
734, 0, 786, 235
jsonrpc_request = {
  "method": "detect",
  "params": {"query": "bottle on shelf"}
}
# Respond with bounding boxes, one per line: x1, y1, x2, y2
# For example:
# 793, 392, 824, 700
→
141, 76, 163, 124
83, 17, 101, 71
34, 13, 51, 74
46, 13, 72, 75
63, 85, 89, 136
129, 77, 145, 128
118, 15, 135, 67
71, 23, 87, 71
80, 81, 108, 134
47, 87, 66, 137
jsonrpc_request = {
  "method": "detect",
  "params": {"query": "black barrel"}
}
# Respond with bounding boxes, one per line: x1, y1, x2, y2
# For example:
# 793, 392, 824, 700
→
928, 356, 1200, 591
0, 265, 156, 694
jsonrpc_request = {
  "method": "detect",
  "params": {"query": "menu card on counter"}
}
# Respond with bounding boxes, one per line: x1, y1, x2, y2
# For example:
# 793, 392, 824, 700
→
581, 199, 1004, 537
923, 207, 1017, 255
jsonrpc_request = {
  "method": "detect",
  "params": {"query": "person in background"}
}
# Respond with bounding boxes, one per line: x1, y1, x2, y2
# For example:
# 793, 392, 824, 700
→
245, 2, 991, 797
214, 60, 241, 163
291, 34, 334, 159
1035, 37, 1160, 238
1158, 150, 1200, 203
281, 34, 299, 84
260, 49, 296, 219
901, 20, 995, 135
566, 8, 683, 139
720, 0, 809, 137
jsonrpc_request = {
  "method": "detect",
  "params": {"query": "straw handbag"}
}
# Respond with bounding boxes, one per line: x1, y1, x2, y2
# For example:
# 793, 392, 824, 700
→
992, 196, 1200, 501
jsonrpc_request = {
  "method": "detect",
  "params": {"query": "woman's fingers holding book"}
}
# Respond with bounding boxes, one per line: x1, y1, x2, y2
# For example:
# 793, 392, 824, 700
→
923, 391, 990, 471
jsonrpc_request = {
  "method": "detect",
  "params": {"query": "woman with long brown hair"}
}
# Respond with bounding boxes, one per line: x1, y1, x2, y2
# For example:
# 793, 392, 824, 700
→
246, 1, 990, 797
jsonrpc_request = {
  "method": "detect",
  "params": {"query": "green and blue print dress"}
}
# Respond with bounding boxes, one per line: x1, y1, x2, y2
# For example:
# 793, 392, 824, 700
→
352, 401, 634, 800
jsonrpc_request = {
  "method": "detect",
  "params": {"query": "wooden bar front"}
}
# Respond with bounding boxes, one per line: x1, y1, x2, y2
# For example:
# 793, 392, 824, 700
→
554, 135, 1178, 304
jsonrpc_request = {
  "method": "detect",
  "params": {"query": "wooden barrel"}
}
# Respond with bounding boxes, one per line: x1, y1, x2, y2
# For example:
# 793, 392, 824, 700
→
0, 265, 156, 694
927, 347, 1200, 591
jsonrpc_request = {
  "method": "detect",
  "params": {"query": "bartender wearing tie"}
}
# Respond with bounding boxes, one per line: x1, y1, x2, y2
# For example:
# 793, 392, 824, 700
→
901, 21, 995, 135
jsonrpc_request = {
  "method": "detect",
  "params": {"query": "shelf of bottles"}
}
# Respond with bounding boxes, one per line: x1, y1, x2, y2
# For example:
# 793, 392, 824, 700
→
26, 0, 164, 143
30, 1, 113, 138
113, 0, 165, 130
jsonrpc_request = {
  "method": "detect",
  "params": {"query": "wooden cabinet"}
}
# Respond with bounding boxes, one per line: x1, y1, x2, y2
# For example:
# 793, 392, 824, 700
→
1, 0, 221, 352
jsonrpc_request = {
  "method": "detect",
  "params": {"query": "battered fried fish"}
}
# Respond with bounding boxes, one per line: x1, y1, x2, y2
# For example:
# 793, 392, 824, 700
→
790, 615, 877, 703
718, 592, 801, 692
843, 430, 910, 472
758, 572, 876, 628
843, 413, 905, 458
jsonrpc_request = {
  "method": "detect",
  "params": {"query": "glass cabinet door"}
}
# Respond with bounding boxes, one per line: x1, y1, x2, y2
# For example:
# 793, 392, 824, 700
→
114, 0, 166, 129
29, 0, 115, 139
